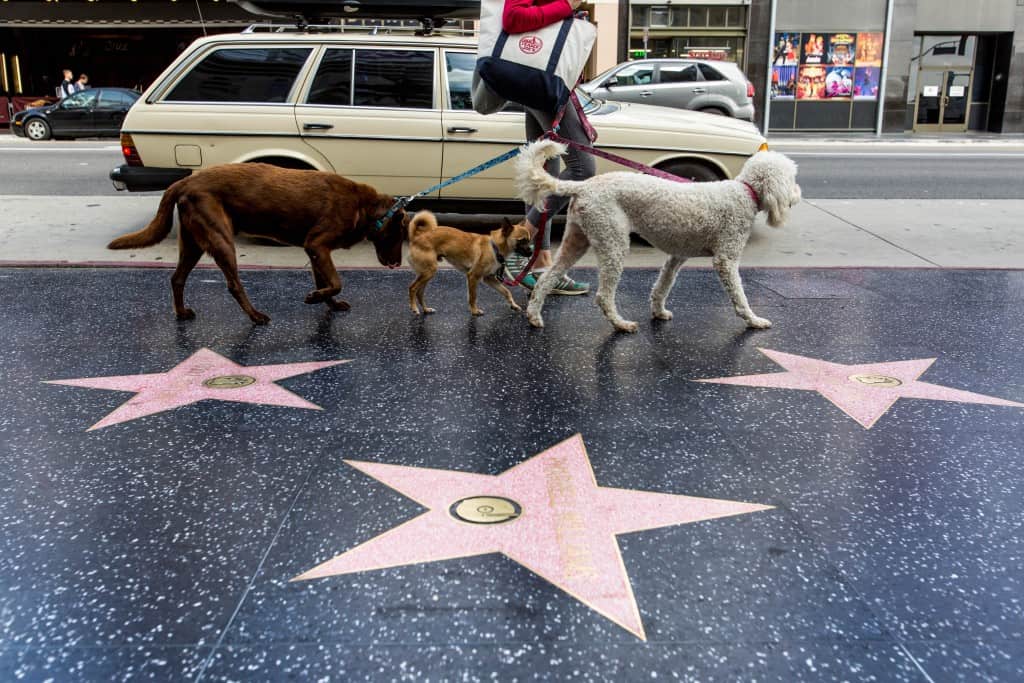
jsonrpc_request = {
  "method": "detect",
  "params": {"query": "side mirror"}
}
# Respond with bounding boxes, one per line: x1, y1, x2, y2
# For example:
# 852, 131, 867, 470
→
603, 76, 619, 88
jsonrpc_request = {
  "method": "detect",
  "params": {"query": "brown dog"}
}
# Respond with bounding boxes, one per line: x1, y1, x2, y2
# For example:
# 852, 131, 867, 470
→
407, 210, 533, 316
107, 163, 407, 324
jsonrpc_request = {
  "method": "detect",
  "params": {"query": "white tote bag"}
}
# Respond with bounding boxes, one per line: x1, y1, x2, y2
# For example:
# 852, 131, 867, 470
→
472, 0, 597, 115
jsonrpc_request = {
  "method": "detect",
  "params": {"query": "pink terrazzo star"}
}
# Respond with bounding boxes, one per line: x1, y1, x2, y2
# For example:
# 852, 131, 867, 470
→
292, 433, 771, 640
46, 348, 349, 431
696, 348, 1024, 429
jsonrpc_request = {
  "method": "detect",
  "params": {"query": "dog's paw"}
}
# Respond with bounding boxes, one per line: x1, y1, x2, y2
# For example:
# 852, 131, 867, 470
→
327, 298, 351, 312
652, 308, 673, 321
527, 313, 544, 328
510, 302, 522, 312
615, 320, 640, 333
423, 307, 436, 315
250, 311, 271, 325
746, 316, 772, 329
175, 307, 196, 321
471, 308, 485, 316
304, 291, 325, 305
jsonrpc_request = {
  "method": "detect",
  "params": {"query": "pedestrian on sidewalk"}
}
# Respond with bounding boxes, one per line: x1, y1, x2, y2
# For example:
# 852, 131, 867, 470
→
58, 69, 76, 99
499, 0, 592, 295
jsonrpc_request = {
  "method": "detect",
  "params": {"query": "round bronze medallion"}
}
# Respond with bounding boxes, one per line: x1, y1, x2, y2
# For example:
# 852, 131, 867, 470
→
848, 373, 903, 388
202, 374, 257, 389
449, 496, 522, 525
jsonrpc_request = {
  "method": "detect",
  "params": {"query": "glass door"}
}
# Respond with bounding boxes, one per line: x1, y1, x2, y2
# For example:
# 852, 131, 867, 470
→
914, 67, 971, 132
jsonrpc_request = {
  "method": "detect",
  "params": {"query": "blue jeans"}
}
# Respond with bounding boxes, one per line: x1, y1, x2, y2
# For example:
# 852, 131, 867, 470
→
524, 102, 596, 250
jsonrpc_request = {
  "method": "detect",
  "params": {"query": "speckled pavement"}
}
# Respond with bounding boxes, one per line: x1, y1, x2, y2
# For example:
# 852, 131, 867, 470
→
1, 266, 1022, 682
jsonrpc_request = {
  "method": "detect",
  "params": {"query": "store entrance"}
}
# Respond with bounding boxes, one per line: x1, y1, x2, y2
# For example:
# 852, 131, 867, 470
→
913, 67, 972, 132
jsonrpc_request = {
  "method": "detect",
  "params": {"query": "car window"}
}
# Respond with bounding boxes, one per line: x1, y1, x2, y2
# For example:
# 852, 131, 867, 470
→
353, 49, 433, 109
658, 65, 699, 84
98, 90, 136, 108
62, 90, 98, 109
612, 64, 655, 86
698, 64, 725, 81
308, 48, 353, 106
165, 47, 312, 103
445, 51, 474, 110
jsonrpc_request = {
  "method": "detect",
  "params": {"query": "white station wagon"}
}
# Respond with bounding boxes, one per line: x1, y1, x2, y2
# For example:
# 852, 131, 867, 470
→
111, 25, 767, 211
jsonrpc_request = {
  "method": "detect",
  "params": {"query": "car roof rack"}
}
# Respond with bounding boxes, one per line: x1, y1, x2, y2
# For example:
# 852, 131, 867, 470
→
241, 19, 476, 36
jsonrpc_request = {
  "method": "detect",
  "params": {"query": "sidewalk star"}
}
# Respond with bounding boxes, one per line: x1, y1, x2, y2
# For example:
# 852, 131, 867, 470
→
696, 347, 1024, 429
292, 434, 772, 640
45, 348, 349, 431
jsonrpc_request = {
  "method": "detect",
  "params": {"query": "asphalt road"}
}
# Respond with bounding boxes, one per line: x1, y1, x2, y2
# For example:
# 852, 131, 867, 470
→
2, 137, 1024, 199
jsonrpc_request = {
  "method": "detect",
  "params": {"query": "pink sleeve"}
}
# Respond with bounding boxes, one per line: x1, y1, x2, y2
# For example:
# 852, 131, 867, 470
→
502, 0, 574, 34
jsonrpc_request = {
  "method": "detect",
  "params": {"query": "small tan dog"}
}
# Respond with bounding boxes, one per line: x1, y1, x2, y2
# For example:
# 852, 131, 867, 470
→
407, 210, 533, 316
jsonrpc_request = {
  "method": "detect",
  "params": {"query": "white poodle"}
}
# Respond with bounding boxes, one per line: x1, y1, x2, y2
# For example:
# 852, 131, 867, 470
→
515, 140, 801, 332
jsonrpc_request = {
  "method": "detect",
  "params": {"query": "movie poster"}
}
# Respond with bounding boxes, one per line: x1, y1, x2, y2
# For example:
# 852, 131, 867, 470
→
796, 65, 826, 99
856, 32, 884, 66
772, 32, 800, 66
854, 66, 880, 99
827, 33, 856, 66
801, 33, 827, 64
772, 65, 798, 99
824, 66, 853, 98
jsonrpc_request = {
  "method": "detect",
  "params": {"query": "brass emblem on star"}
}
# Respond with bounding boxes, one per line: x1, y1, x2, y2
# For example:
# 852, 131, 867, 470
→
848, 373, 903, 388
202, 374, 257, 389
449, 496, 522, 525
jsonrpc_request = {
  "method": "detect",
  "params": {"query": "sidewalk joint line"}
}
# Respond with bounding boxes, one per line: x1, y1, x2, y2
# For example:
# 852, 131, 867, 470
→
806, 200, 943, 268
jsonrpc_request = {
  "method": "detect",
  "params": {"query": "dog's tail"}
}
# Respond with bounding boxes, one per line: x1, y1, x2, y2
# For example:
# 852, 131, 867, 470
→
107, 180, 184, 249
514, 139, 586, 209
408, 210, 437, 240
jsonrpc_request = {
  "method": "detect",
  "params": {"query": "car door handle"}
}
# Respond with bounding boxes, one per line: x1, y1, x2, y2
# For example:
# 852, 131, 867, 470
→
303, 122, 334, 131
447, 126, 478, 133
639, 91, 654, 97
692, 88, 707, 93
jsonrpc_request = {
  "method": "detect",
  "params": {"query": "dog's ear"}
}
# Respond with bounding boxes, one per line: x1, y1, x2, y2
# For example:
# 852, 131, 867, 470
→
501, 218, 515, 237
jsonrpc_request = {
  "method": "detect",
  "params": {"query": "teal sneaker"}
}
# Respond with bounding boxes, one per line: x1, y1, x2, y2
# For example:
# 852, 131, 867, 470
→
550, 275, 590, 296
518, 271, 589, 295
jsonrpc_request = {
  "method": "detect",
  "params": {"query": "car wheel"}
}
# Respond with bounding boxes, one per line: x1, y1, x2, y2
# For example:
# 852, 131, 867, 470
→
698, 107, 729, 117
659, 161, 724, 183
25, 118, 52, 141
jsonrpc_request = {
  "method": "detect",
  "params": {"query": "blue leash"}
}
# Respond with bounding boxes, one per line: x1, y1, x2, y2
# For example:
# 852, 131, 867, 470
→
374, 146, 523, 230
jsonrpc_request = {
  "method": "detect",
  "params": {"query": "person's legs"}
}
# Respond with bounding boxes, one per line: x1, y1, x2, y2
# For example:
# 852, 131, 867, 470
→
509, 103, 595, 294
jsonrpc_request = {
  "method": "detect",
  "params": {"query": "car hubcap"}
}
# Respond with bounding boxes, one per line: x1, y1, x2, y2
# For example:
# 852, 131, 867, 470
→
26, 120, 47, 140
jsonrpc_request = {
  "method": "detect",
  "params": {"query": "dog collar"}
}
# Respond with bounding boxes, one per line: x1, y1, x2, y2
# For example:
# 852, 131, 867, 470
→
490, 240, 506, 276
741, 181, 761, 210
375, 197, 409, 231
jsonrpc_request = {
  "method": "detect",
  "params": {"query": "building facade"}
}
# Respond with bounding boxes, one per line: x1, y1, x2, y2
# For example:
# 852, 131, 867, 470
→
2, 0, 1023, 134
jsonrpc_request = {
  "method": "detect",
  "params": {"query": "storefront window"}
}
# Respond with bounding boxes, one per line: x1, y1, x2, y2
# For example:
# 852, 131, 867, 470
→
708, 7, 728, 28
726, 6, 746, 28
650, 7, 669, 28
631, 5, 647, 28
688, 7, 708, 28
670, 7, 688, 28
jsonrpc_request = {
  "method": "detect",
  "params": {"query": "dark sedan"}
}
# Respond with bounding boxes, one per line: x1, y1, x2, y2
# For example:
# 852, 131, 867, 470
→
11, 88, 140, 141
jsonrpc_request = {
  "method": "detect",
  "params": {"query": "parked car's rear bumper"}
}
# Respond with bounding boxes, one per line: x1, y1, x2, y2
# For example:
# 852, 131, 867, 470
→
10, 120, 26, 137
110, 165, 191, 192
734, 104, 756, 122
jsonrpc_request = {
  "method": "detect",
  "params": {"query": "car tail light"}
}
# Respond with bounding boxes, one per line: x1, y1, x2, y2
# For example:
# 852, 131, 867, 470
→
121, 133, 143, 167
746, 81, 755, 98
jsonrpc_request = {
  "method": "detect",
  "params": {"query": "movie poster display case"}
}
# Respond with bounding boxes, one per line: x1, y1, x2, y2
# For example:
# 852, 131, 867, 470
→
769, 29, 884, 131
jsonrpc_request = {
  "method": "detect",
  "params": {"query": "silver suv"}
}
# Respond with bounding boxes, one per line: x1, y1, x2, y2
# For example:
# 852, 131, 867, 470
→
581, 59, 755, 121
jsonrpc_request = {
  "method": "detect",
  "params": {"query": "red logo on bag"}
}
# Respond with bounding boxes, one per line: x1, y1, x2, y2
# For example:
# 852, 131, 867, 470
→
519, 36, 543, 54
